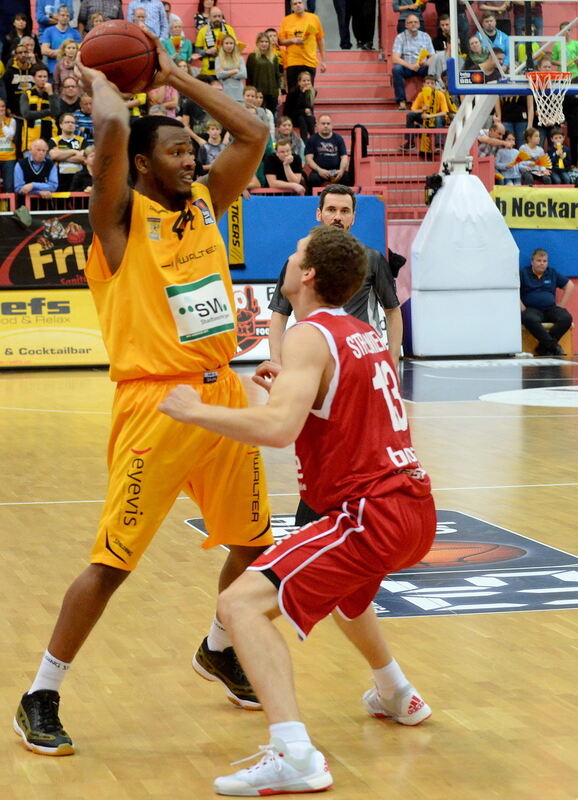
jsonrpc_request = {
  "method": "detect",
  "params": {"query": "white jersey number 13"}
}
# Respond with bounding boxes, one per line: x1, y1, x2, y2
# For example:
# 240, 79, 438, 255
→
372, 360, 408, 431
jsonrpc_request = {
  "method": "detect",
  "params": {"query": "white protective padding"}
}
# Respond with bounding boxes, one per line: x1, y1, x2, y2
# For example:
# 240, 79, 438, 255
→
410, 174, 522, 356
412, 174, 520, 291
411, 289, 522, 356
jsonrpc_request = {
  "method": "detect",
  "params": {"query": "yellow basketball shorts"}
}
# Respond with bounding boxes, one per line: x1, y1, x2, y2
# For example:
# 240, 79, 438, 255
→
90, 367, 272, 571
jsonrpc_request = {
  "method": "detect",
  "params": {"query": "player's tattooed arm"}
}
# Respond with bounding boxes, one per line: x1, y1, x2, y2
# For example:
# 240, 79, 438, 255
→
76, 54, 132, 270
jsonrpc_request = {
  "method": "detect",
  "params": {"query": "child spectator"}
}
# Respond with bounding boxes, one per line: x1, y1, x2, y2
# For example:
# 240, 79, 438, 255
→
126, 93, 147, 121
255, 90, 275, 140
197, 119, 226, 172
519, 126, 552, 185
215, 35, 246, 102
174, 59, 192, 118
283, 70, 316, 142
147, 84, 179, 117
440, 70, 459, 124
52, 38, 78, 95
496, 93, 534, 148
74, 93, 94, 147
266, 27, 283, 61
563, 79, 578, 168
276, 114, 305, 160
548, 127, 572, 184
495, 131, 521, 185
402, 74, 448, 151
243, 85, 269, 127
246, 32, 282, 115
0, 99, 17, 193
265, 27, 285, 92
162, 19, 194, 64
88, 13, 106, 29
70, 144, 96, 193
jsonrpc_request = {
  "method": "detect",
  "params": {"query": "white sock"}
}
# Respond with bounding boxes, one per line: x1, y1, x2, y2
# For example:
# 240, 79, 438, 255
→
28, 650, 71, 694
270, 721, 312, 757
372, 658, 407, 700
207, 616, 232, 652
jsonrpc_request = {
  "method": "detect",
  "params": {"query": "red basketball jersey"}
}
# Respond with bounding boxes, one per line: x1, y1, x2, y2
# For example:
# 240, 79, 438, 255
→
295, 308, 430, 514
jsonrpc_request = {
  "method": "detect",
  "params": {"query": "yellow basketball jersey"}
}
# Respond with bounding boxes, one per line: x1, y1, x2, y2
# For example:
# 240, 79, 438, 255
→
86, 184, 237, 381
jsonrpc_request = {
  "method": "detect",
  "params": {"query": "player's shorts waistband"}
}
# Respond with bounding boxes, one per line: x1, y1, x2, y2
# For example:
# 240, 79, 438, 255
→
118, 365, 231, 387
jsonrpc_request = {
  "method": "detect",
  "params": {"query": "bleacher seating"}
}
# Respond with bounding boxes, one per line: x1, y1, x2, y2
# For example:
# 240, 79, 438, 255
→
2, 1, 576, 220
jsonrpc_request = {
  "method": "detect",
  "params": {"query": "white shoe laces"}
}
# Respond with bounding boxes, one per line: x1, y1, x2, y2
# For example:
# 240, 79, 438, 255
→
231, 744, 283, 773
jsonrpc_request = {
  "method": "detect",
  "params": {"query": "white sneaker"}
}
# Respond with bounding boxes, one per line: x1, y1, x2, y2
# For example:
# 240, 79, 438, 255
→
362, 683, 431, 726
214, 737, 333, 796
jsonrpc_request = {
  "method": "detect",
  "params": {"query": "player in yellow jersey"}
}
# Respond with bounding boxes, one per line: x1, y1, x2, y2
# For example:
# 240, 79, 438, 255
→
13, 35, 272, 757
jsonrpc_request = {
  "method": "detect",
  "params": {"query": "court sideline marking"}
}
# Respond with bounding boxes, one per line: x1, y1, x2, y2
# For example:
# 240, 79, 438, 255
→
1, 405, 578, 420
1, 482, 578, 507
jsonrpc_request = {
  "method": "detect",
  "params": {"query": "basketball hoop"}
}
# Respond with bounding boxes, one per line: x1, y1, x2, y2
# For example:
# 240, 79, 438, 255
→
527, 71, 572, 126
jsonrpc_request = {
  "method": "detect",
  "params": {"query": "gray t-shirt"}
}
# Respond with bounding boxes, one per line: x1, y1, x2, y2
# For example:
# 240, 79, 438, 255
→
268, 246, 399, 331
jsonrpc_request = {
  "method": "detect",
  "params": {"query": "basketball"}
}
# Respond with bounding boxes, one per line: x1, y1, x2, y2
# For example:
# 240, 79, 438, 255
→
80, 20, 158, 94
416, 541, 526, 569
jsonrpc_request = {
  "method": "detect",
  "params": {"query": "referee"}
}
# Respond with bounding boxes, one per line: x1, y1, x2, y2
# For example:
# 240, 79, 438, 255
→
265, 183, 403, 525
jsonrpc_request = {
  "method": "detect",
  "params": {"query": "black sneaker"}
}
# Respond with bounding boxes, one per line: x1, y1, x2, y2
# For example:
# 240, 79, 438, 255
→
13, 690, 74, 756
192, 638, 261, 710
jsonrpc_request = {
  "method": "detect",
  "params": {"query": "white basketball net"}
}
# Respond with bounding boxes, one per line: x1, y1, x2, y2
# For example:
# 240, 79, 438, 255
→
527, 71, 572, 126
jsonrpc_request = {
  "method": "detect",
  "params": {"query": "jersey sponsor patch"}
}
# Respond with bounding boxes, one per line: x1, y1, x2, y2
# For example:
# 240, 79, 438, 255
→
192, 197, 215, 226
165, 273, 235, 343
146, 217, 161, 241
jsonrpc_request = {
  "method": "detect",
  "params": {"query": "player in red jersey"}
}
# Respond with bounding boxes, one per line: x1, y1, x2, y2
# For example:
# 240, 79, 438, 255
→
159, 225, 437, 796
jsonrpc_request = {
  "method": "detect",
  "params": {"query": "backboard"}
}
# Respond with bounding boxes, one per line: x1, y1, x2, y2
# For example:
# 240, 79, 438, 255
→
447, 0, 578, 95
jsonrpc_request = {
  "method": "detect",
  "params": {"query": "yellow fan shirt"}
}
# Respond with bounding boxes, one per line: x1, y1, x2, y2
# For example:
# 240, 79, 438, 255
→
279, 12, 324, 68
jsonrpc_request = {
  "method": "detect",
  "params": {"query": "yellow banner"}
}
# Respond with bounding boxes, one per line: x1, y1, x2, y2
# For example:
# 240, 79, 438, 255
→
491, 186, 578, 229
0, 289, 108, 368
227, 196, 246, 269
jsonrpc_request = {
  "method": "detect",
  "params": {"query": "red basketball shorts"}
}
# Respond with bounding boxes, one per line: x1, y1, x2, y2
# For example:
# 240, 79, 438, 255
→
248, 486, 436, 639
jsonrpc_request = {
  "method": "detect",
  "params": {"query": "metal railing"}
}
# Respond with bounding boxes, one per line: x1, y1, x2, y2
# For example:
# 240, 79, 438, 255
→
352, 125, 495, 217
24, 192, 91, 211
0, 193, 16, 212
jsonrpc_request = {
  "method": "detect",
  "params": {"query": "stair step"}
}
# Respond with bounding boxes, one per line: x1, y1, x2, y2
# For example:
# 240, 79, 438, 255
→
318, 61, 387, 75
324, 50, 382, 62
316, 98, 389, 108
316, 76, 391, 87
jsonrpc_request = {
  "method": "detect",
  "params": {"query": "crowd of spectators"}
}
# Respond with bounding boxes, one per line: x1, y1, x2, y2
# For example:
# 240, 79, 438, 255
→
0, 0, 370, 201
1, 1, 578, 203
390, 3, 578, 182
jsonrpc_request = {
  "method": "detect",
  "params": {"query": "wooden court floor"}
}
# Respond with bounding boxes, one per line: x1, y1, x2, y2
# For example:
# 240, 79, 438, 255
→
1, 365, 577, 800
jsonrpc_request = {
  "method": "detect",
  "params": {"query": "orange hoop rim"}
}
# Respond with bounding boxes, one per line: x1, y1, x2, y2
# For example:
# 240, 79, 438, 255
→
527, 71, 572, 84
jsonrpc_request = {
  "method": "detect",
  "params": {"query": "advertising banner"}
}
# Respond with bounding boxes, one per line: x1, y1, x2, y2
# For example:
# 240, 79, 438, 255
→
491, 186, 578, 278
0, 211, 91, 288
0, 283, 280, 368
233, 282, 278, 361
0, 195, 387, 285
491, 186, 578, 229
0, 288, 108, 368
